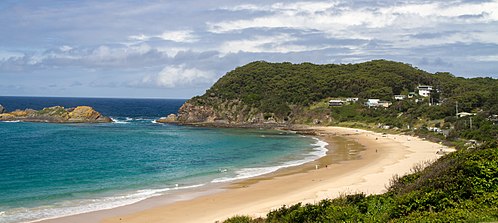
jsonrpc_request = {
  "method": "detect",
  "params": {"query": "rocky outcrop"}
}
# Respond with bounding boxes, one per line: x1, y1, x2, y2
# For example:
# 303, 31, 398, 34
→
0, 106, 112, 123
174, 98, 289, 127
0, 104, 5, 114
156, 114, 178, 123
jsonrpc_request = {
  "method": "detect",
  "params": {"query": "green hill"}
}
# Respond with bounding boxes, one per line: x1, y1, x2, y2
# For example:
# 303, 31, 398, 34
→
174, 60, 498, 222
177, 60, 497, 143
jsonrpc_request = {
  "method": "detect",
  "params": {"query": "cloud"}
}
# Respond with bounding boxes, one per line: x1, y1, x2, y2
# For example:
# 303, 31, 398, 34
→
0, 43, 169, 71
0, 0, 497, 98
139, 64, 215, 88
218, 33, 328, 55
129, 30, 198, 43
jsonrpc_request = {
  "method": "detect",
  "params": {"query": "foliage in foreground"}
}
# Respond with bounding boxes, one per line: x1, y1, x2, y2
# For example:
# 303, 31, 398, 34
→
224, 144, 498, 222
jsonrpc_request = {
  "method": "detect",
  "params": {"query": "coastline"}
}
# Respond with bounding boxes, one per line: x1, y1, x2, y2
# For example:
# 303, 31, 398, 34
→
41, 126, 450, 223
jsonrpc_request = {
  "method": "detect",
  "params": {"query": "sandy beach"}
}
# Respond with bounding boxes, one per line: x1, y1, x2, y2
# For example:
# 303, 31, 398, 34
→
43, 126, 450, 223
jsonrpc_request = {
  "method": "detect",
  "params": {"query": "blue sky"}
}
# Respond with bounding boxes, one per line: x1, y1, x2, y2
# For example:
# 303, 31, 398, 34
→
0, 0, 497, 99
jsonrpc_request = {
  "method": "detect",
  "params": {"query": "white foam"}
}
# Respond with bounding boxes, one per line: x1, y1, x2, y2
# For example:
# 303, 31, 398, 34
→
1, 120, 21, 123
110, 117, 129, 124
212, 137, 328, 183
0, 184, 205, 223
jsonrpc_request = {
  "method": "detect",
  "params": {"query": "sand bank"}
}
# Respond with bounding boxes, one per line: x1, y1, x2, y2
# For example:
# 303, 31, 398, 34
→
42, 126, 450, 223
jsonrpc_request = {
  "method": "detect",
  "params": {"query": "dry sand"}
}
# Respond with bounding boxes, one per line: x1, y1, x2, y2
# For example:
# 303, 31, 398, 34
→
97, 126, 449, 223
42, 126, 451, 223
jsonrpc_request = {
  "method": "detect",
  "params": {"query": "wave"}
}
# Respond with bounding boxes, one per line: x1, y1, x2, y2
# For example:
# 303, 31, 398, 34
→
1, 120, 21, 123
212, 137, 328, 183
110, 117, 129, 124
111, 117, 158, 124
0, 184, 205, 223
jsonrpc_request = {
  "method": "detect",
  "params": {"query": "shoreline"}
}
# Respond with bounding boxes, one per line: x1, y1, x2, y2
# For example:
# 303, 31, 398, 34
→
41, 126, 450, 223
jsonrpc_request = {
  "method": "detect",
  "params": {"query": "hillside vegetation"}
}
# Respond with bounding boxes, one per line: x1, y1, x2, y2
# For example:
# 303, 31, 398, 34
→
182, 60, 497, 143
176, 60, 497, 222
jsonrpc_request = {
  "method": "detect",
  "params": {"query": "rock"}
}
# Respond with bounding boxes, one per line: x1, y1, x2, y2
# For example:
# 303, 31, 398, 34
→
68, 106, 112, 123
156, 114, 178, 123
0, 104, 5, 114
0, 105, 111, 123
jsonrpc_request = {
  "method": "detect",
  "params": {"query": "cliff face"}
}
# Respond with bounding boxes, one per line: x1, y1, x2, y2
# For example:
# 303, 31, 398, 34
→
174, 97, 287, 126
0, 104, 5, 114
0, 106, 112, 123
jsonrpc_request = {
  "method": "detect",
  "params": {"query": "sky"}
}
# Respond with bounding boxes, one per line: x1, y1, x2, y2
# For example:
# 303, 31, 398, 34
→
0, 0, 497, 99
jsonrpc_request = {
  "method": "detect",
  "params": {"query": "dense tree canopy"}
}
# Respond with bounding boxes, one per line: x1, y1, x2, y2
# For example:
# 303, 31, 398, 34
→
201, 60, 496, 116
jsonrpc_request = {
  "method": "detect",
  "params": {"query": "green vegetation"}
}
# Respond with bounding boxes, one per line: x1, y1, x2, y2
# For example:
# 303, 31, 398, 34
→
188, 60, 498, 222
36, 106, 67, 116
224, 143, 498, 223
192, 60, 497, 144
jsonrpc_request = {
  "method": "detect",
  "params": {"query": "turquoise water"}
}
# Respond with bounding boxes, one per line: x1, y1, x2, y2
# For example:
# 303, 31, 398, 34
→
0, 97, 326, 223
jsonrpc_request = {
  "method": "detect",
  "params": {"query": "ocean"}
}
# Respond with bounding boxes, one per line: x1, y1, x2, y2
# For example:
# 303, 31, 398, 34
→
0, 96, 327, 223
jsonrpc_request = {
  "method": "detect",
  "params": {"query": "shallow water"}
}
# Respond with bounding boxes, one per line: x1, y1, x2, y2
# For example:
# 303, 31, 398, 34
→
0, 97, 325, 223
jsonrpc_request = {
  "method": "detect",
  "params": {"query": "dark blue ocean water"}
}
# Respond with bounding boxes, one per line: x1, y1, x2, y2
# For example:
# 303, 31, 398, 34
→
0, 97, 326, 223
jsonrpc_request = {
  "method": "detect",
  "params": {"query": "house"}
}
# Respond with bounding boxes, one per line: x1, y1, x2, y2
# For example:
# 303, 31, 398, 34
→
345, 97, 359, 103
417, 85, 433, 97
328, 99, 344, 106
457, 112, 476, 118
408, 92, 416, 98
365, 99, 380, 107
394, 95, 406, 100
365, 99, 391, 108
378, 101, 392, 108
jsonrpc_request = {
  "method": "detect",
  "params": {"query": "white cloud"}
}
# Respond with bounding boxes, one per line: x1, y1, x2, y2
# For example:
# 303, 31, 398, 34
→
472, 55, 498, 62
210, 1, 498, 35
159, 30, 198, 43
141, 65, 215, 88
128, 30, 198, 43
221, 1, 338, 14
218, 33, 331, 55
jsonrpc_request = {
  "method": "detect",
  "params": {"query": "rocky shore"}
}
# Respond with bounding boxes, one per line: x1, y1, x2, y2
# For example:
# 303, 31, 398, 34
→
0, 105, 112, 123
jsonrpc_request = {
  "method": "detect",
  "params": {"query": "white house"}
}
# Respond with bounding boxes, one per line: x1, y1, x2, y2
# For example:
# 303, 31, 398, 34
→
457, 112, 476, 118
394, 95, 406, 100
366, 99, 392, 108
417, 85, 433, 97
329, 99, 344, 106
366, 99, 380, 107
345, 97, 359, 103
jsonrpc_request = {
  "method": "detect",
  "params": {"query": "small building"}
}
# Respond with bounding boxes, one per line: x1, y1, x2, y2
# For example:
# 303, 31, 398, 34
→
345, 97, 359, 103
365, 99, 391, 108
417, 85, 433, 97
457, 112, 476, 118
328, 99, 344, 106
394, 95, 406, 101
408, 92, 416, 98
365, 99, 380, 107
378, 101, 392, 108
